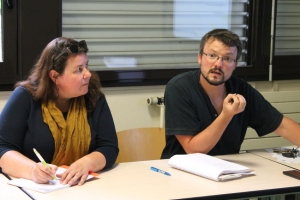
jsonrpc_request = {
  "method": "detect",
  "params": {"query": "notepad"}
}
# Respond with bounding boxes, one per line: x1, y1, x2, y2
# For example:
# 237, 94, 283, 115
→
168, 153, 255, 181
7, 165, 99, 193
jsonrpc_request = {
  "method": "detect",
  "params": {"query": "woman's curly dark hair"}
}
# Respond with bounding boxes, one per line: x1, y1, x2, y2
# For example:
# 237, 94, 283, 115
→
15, 37, 103, 111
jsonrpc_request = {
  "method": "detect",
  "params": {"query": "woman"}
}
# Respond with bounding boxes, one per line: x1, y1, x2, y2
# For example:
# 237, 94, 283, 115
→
0, 37, 118, 186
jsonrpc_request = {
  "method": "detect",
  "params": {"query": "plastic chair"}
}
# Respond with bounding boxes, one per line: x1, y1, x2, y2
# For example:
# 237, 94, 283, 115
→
116, 127, 166, 163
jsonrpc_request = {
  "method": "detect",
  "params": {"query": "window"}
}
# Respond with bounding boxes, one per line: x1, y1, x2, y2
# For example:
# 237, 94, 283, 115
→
0, 0, 61, 91
63, 0, 271, 87
272, 0, 300, 80
1, 0, 299, 89
275, 0, 300, 56
0, 0, 19, 87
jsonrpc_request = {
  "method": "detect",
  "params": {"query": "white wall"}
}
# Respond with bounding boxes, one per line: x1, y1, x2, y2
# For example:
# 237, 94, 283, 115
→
1, 79, 300, 132
102, 85, 165, 131
0, 91, 11, 113
0, 86, 165, 132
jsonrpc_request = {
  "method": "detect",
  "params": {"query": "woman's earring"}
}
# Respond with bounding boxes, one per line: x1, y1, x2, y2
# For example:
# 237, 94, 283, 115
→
55, 79, 59, 97
56, 86, 59, 97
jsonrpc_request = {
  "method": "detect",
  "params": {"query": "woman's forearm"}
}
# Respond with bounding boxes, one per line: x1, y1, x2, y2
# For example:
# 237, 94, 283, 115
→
0, 150, 35, 179
82, 151, 106, 172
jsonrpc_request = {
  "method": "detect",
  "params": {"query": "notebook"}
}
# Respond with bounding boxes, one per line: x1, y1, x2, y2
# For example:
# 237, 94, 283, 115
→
7, 165, 99, 193
168, 153, 255, 181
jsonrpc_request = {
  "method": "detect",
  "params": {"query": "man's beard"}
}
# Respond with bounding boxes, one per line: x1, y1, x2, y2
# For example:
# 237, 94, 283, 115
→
201, 68, 225, 86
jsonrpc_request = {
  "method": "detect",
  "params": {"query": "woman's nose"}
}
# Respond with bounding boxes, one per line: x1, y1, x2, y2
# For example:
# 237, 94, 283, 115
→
83, 68, 91, 79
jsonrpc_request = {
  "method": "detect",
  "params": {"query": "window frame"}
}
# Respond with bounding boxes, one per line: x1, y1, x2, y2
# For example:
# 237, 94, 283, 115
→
0, 0, 19, 87
0, 0, 61, 91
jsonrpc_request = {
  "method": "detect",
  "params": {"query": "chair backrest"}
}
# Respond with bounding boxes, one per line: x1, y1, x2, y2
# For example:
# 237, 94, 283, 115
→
116, 127, 166, 163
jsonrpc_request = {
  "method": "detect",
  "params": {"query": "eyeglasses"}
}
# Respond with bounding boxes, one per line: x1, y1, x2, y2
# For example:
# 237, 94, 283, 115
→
53, 40, 87, 62
202, 52, 236, 65
273, 147, 299, 159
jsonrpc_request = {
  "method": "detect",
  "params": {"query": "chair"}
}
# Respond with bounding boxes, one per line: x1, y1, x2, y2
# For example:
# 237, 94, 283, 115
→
116, 127, 166, 163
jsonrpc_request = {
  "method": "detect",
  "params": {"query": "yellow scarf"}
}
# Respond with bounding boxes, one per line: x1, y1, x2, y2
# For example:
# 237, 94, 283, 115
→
41, 97, 91, 166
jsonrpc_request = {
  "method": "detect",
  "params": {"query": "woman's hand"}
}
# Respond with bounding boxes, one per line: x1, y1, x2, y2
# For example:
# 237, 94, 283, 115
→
58, 158, 91, 186
30, 163, 58, 183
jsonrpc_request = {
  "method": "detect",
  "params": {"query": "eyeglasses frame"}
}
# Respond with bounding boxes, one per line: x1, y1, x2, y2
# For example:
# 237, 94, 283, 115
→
202, 52, 237, 65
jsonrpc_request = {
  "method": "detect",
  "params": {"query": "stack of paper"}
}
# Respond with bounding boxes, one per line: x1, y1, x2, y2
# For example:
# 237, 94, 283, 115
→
168, 153, 255, 181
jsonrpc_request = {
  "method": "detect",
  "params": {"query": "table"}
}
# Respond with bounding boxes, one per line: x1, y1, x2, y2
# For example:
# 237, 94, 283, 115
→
15, 153, 300, 200
0, 173, 32, 200
249, 147, 300, 199
249, 145, 300, 170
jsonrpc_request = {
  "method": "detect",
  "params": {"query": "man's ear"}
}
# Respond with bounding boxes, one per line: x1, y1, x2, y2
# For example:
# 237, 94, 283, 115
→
233, 62, 238, 70
197, 54, 202, 65
49, 70, 59, 82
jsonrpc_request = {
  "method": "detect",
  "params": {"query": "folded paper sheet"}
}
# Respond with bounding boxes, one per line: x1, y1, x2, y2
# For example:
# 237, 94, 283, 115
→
168, 153, 255, 181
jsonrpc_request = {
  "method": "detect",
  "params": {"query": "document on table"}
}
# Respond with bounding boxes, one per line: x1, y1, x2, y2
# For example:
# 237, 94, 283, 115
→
168, 153, 255, 181
266, 146, 300, 163
7, 166, 99, 193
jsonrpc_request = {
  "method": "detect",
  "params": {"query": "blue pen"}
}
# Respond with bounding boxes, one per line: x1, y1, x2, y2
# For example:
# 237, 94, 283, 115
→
150, 166, 171, 176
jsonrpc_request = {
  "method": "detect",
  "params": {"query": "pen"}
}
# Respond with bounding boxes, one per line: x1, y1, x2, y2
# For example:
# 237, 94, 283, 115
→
33, 148, 57, 180
150, 166, 171, 176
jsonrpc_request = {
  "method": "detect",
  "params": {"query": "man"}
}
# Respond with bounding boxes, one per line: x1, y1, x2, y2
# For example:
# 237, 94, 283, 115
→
161, 28, 300, 159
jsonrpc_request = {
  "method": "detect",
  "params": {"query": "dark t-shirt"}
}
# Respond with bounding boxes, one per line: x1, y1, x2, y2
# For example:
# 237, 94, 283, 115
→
161, 69, 283, 159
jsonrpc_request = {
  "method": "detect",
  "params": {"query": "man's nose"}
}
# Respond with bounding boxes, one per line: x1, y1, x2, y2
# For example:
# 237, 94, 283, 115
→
214, 57, 224, 67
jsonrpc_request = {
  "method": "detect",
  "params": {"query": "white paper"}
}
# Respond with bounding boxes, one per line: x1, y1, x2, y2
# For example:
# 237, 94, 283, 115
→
265, 146, 300, 163
7, 167, 97, 193
168, 153, 254, 181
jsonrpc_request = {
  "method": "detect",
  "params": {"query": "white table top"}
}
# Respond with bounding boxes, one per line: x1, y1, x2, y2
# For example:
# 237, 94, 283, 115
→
249, 146, 300, 170
0, 173, 32, 200
17, 153, 300, 200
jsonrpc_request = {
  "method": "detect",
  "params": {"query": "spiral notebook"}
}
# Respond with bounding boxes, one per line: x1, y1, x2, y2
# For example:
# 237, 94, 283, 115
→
168, 153, 255, 181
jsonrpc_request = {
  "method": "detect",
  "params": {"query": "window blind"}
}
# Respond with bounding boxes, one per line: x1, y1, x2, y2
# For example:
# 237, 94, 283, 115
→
275, 0, 300, 55
62, 0, 249, 71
